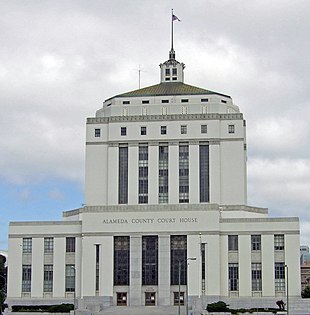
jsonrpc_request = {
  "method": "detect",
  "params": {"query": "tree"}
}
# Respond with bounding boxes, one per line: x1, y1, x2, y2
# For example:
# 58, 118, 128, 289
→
0, 254, 7, 314
302, 285, 310, 298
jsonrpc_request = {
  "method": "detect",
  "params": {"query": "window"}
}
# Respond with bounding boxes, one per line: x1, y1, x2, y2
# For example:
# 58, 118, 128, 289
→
228, 124, 235, 134
161, 126, 167, 135
44, 265, 53, 292
161, 106, 168, 115
114, 236, 130, 286
275, 262, 285, 291
174, 292, 185, 306
118, 145, 128, 204
201, 125, 208, 134
274, 234, 284, 251
165, 69, 170, 76
172, 68, 177, 76
251, 235, 261, 251
199, 144, 209, 202
23, 238, 32, 254
142, 100, 149, 104
122, 100, 130, 105
44, 237, 54, 253
121, 127, 127, 136
221, 99, 227, 104
142, 236, 158, 285
145, 292, 156, 306
66, 237, 75, 253
161, 100, 169, 103
139, 145, 148, 204
201, 98, 209, 102
117, 292, 127, 306
181, 106, 188, 114
170, 235, 187, 285
65, 265, 75, 292
159, 144, 168, 203
95, 244, 100, 292
22, 265, 31, 292
228, 235, 238, 251
95, 128, 101, 137
181, 125, 187, 134
140, 126, 147, 135
228, 263, 239, 291
181, 99, 188, 103
252, 263, 262, 291
179, 144, 189, 203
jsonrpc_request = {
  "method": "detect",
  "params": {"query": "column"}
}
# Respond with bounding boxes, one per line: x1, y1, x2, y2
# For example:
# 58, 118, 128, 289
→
7, 237, 22, 297
148, 144, 158, 204
130, 235, 142, 306
209, 141, 221, 204
189, 142, 199, 203
128, 144, 138, 205
32, 238, 44, 297
107, 145, 119, 205
169, 143, 179, 204
239, 235, 251, 296
53, 237, 66, 297
158, 235, 170, 305
262, 234, 275, 296
101, 236, 113, 297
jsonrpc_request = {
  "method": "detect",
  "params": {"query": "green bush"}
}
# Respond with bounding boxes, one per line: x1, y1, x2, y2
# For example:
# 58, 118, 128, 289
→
12, 304, 74, 313
206, 301, 230, 312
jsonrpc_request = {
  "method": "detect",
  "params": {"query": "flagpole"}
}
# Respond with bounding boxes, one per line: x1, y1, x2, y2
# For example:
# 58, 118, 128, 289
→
171, 8, 174, 51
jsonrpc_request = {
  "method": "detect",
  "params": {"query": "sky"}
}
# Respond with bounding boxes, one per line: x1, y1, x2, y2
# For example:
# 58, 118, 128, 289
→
0, 0, 310, 250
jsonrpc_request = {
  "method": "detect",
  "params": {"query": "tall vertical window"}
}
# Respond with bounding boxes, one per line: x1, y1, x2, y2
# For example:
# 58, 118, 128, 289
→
22, 265, 32, 292
95, 244, 100, 292
274, 234, 284, 250
138, 145, 148, 204
142, 236, 158, 285
252, 263, 262, 291
118, 145, 128, 204
199, 144, 209, 202
159, 144, 169, 203
66, 237, 75, 253
170, 235, 187, 285
228, 263, 239, 291
228, 235, 238, 251
22, 238, 32, 253
201, 243, 206, 294
43, 265, 53, 292
114, 236, 130, 286
44, 237, 54, 253
65, 265, 75, 292
179, 144, 189, 203
251, 235, 261, 251
275, 262, 285, 291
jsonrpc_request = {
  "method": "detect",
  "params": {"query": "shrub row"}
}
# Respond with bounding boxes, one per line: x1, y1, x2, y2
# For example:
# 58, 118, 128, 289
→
12, 304, 74, 313
206, 301, 281, 314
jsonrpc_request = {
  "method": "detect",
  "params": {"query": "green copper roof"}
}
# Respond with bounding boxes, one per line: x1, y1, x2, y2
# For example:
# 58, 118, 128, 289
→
106, 82, 231, 101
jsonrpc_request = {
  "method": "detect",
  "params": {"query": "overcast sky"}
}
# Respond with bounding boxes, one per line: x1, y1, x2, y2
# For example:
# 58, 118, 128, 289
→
0, 0, 310, 250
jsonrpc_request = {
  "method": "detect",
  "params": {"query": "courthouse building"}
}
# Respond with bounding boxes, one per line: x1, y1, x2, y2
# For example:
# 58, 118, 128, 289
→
7, 45, 301, 313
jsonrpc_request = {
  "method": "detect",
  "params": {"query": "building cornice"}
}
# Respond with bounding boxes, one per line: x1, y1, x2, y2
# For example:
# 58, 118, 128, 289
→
86, 113, 244, 124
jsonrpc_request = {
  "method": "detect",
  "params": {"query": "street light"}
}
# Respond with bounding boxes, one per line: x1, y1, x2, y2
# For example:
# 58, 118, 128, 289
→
285, 265, 289, 315
178, 257, 196, 315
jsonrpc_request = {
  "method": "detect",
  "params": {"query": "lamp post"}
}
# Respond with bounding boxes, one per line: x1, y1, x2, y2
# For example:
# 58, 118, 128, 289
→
178, 257, 196, 315
285, 265, 289, 315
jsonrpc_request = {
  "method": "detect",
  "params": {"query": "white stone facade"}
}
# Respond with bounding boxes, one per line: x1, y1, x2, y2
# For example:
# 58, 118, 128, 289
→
7, 50, 301, 314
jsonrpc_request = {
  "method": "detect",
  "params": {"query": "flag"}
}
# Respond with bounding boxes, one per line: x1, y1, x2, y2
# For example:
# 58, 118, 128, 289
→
172, 14, 181, 22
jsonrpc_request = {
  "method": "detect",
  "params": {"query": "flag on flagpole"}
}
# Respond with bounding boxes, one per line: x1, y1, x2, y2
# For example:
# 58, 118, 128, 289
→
172, 14, 181, 22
